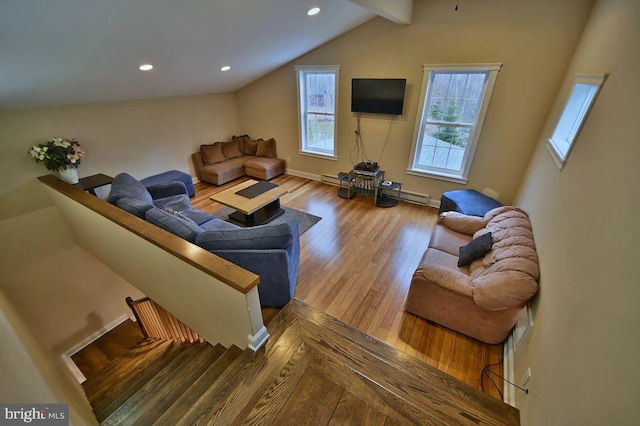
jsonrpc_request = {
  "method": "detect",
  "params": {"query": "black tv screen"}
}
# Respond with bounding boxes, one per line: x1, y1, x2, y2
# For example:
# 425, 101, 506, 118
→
351, 78, 406, 116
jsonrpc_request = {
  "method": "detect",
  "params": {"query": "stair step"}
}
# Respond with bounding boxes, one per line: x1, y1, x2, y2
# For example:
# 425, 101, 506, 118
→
173, 347, 258, 426
178, 319, 305, 426
101, 342, 224, 426
82, 339, 169, 397
151, 345, 244, 426
89, 341, 189, 422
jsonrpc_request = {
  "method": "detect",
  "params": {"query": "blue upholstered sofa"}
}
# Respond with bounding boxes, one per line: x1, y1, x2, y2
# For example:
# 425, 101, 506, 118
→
107, 173, 300, 307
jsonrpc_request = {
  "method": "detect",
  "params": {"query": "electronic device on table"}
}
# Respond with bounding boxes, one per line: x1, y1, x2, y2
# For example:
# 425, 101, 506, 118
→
353, 161, 380, 176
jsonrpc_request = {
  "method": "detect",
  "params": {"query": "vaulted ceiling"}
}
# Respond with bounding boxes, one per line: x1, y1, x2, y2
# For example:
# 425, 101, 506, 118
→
0, 0, 413, 109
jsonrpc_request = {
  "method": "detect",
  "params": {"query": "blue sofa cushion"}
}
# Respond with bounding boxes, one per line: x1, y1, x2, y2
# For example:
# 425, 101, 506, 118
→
200, 219, 240, 232
140, 170, 195, 197
181, 208, 224, 226
196, 221, 295, 250
107, 173, 154, 206
116, 197, 154, 219
145, 207, 204, 243
152, 193, 192, 212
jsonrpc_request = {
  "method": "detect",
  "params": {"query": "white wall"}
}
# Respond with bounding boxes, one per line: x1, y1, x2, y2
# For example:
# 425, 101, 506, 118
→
514, 0, 640, 424
0, 289, 98, 425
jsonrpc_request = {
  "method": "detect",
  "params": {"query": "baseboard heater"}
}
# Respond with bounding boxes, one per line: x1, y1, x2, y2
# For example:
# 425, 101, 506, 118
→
320, 173, 430, 206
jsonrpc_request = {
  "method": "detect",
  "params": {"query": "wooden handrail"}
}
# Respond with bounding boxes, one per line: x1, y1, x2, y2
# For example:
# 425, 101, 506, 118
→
38, 174, 259, 293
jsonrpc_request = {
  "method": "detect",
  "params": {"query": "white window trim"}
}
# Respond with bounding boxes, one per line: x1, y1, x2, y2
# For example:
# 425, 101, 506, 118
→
295, 65, 340, 160
546, 73, 607, 170
407, 63, 501, 184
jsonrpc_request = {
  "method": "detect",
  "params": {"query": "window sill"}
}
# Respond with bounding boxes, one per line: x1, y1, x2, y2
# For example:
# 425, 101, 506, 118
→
406, 168, 468, 184
299, 151, 338, 161
545, 140, 566, 170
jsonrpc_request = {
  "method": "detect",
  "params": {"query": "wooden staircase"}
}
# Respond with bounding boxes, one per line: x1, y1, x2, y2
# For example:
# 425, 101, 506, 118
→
83, 299, 520, 425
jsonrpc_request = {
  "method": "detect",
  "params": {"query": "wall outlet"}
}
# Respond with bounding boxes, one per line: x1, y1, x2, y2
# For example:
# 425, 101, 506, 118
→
286, 156, 291, 162
522, 367, 531, 387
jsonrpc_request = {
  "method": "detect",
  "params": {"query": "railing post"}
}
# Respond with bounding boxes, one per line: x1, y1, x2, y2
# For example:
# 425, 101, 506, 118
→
126, 296, 149, 339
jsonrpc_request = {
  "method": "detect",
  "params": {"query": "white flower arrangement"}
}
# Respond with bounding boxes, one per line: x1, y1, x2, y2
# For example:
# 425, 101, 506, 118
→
28, 137, 85, 171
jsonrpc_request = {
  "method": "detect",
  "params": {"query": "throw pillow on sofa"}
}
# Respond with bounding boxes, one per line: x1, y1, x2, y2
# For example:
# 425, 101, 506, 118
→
458, 232, 492, 267
256, 138, 276, 158
221, 140, 242, 159
200, 142, 226, 164
108, 173, 154, 206
235, 135, 258, 156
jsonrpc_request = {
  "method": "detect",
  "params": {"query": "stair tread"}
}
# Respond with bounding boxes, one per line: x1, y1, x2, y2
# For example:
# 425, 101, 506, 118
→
89, 341, 189, 421
151, 345, 244, 426
102, 342, 223, 426
173, 346, 258, 426
82, 339, 169, 396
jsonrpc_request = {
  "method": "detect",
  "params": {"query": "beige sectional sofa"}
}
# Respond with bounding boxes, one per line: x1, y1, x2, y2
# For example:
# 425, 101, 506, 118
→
192, 135, 285, 186
405, 206, 539, 344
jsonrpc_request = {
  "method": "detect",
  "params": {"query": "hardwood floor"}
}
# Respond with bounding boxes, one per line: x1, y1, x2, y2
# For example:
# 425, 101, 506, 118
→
191, 174, 504, 400
72, 319, 145, 379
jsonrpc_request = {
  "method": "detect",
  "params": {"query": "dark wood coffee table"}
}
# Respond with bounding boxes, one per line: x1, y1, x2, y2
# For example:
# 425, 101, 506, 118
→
210, 179, 288, 226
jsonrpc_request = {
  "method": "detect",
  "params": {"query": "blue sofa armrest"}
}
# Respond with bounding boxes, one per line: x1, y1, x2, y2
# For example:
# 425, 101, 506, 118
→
147, 181, 188, 200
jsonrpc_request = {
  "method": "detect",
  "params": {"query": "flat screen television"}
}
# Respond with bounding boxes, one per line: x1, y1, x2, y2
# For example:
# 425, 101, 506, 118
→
351, 78, 406, 116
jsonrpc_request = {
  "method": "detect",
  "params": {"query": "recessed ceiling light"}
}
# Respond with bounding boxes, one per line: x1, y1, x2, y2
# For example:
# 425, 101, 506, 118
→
138, 64, 153, 71
220, 65, 231, 72
307, 7, 320, 16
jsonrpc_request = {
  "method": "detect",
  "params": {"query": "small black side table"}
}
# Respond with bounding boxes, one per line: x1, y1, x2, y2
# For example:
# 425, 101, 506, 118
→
75, 173, 114, 196
375, 181, 402, 207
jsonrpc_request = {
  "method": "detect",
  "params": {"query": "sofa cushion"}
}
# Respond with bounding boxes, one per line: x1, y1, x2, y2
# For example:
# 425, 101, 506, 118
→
438, 211, 486, 235
115, 197, 154, 219
145, 207, 203, 243
458, 232, 493, 267
256, 138, 276, 158
240, 136, 258, 156
416, 248, 473, 297
221, 140, 242, 159
152, 193, 192, 212
200, 142, 226, 165
200, 219, 239, 232
107, 173, 154, 206
428, 224, 472, 256
162, 208, 197, 224
231, 135, 247, 154
196, 221, 294, 251
472, 271, 539, 310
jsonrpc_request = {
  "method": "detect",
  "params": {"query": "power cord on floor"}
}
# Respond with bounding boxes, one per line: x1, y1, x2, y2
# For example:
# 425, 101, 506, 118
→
480, 359, 529, 400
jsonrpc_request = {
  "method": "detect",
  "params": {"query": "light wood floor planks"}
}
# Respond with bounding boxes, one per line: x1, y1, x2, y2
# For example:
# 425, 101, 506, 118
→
192, 174, 504, 401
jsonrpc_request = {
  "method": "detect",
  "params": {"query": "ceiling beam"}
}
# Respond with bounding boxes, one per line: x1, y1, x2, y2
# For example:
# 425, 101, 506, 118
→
348, 0, 413, 25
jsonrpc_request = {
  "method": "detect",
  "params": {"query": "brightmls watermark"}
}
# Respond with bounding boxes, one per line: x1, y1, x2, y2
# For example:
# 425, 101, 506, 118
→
1, 404, 68, 425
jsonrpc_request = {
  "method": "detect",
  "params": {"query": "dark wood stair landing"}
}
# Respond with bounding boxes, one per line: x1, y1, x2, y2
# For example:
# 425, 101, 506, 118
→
82, 299, 519, 425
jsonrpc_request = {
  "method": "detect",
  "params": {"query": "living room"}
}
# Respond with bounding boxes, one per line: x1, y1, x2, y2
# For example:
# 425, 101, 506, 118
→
1, 0, 638, 425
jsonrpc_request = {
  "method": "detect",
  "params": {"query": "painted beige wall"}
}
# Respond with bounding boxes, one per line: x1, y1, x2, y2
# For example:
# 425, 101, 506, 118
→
0, 289, 98, 425
1, 92, 241, 192
237, 0, 594, 204
514, 0, 640, 424
0, 205, 145, 352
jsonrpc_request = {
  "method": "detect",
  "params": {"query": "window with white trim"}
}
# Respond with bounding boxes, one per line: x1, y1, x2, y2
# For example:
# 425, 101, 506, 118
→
408, 64, 501, 183
546, 74, 607, 170
295, 65, 339, 158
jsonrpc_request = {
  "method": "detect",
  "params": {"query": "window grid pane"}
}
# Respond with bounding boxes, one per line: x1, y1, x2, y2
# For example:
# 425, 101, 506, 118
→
417, 70, 486, 172
299, 69, 337, 156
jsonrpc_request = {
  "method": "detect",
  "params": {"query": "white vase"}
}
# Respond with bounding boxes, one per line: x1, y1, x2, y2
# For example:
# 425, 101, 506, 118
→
56, 167, 79, 184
